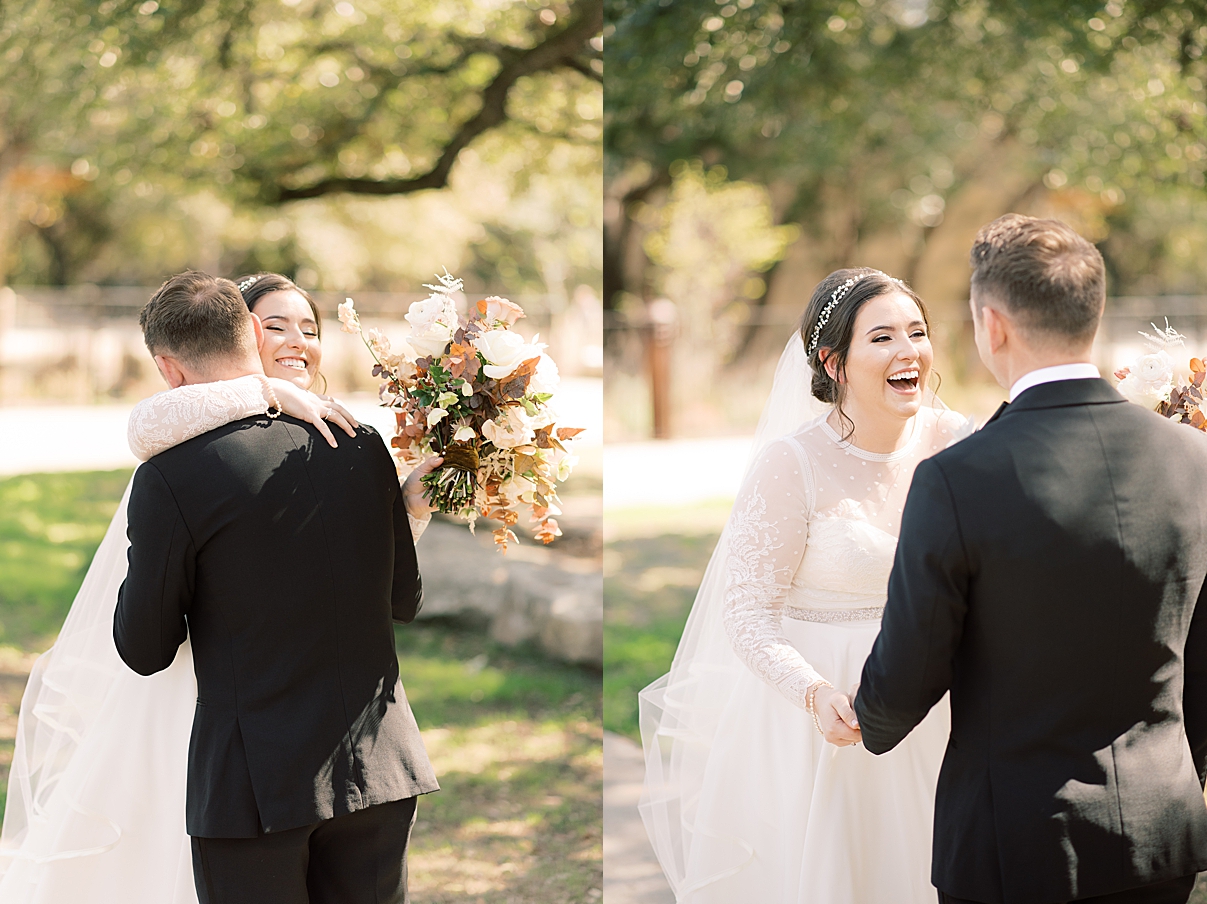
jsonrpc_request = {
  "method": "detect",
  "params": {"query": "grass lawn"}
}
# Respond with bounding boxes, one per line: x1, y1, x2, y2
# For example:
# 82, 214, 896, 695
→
0, 469, 602, 904
603, 501, 729, 741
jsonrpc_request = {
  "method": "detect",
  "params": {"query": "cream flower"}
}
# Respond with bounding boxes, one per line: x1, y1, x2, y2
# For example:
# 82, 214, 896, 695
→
481, 406, 535, 449
473, 329, 543, 380
405, 295, 459, 358
368, 328, 390, 357
529, 354, 561, 395
479, 295, 526, 327
546, 446, 579, 482
500, 473, 537, 506
453, 425, 476, 442
427, 408, 449, 426
338, 299, 360, 334
1117, 350, 1175, 409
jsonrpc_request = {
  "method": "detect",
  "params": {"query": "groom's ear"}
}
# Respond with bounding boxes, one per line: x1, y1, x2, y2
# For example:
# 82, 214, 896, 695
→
250, 313, 265, 351
153, 354, 187, 389
980, 304, 1010, 353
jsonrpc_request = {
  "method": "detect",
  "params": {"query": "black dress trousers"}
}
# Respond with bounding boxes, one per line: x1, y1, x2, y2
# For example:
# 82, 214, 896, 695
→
191, 796, 419, 904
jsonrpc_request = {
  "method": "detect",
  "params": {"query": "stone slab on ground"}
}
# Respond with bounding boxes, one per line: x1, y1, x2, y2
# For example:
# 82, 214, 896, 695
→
415, 516, 602, 667
604, 731, 675, 904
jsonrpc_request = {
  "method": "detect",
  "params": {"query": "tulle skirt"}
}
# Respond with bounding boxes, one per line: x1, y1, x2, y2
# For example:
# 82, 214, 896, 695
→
680, 618, 949, 904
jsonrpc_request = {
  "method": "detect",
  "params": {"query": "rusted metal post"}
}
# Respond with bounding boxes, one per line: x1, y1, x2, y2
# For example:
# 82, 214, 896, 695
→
646, 297, 678, 439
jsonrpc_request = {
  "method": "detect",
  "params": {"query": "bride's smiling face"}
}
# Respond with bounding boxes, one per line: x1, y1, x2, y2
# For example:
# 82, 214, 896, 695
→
252, 290, 321, 389
826, 292, 933, 422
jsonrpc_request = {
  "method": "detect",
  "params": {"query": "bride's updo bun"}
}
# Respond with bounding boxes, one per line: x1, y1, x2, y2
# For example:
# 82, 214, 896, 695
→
799, 267, 930, 413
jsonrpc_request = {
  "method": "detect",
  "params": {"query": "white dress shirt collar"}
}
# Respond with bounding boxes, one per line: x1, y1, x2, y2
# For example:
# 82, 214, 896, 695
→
1008, 363, 1101, 402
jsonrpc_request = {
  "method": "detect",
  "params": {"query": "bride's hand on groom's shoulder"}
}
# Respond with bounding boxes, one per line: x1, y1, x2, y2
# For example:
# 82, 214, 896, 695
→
813, 686, 863, 747
402, 456, 444, 520
265, 378, 358, 447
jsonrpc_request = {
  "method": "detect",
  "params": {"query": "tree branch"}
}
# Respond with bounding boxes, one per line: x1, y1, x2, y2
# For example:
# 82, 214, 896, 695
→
271, 0, 602, 202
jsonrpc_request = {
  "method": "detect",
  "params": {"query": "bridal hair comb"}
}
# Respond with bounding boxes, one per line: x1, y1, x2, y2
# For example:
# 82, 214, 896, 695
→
237, 275, 260, 293
805, 270, 905, 356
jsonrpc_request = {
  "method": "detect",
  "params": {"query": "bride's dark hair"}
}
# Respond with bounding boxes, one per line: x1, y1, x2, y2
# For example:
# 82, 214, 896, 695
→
235, 272, 328, 393
798, 268, 932, 438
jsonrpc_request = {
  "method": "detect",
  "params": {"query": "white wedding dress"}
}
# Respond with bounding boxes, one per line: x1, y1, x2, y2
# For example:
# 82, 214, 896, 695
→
0, 377, 426, 903
640, 338, 970, 903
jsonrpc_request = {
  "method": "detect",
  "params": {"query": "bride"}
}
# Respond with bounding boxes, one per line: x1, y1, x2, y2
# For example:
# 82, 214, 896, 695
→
640, 268, 970, 903
0, 272, 437, 902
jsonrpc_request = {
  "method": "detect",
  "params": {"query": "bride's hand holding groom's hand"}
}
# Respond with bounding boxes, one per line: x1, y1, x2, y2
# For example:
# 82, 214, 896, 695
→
813, 685, 862, 747
264, 378, 358, 448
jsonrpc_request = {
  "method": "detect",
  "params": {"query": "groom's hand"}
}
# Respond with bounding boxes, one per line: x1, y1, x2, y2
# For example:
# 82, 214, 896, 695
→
814, 686, 863, 746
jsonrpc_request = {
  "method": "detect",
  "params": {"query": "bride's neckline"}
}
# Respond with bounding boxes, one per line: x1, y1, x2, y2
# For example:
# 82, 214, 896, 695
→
818, 409, 923, 462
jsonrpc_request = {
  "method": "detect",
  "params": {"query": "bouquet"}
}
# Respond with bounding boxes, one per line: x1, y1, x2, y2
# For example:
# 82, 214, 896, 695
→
339, 271, 583, 551
1114, 320, 1207, 431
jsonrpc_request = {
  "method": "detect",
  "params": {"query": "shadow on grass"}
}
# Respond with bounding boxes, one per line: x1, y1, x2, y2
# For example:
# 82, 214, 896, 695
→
0, 470, 603, 903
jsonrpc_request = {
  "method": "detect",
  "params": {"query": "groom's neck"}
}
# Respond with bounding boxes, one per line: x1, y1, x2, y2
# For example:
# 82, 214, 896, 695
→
998, 341, 1094, 391
181, 356, 265, 386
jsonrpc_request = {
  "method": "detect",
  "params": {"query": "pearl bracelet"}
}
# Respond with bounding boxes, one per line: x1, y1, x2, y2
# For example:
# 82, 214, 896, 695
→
805, 679, 834, 736
256, 374, 282, 419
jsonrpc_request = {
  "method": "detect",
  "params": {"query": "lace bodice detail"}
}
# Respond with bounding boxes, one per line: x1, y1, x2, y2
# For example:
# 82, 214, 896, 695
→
126, 377, 429, 540
722, 407, 969, 708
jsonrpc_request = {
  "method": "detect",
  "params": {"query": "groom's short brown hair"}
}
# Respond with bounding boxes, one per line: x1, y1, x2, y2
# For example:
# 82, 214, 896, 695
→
140, 271, 252, 364
970, 214, 1105, 343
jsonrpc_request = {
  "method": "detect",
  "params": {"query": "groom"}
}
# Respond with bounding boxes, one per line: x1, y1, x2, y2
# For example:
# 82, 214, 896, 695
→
114, 271, 439, 904
854, 215, 1207, 904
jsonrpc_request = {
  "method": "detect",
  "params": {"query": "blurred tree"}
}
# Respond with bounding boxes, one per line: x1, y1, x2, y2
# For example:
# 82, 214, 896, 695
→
0, 0, 602, 290
605, 0, 1207, 343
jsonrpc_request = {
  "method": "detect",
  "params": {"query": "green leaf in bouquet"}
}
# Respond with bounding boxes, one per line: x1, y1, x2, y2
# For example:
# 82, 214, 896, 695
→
522, 398, 538, 416
533, 392, 554, 403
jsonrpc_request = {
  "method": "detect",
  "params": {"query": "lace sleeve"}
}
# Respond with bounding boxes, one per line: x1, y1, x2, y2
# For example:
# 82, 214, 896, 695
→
127, 375, 269, 461
722, 438, 822, 709
407, 513, 430, 542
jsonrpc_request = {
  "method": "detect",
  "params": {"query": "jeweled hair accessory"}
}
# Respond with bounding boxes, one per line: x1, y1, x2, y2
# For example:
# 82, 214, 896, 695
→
805, 270, 905, 356
806, 274, 866, 355
237, 275, 260, 293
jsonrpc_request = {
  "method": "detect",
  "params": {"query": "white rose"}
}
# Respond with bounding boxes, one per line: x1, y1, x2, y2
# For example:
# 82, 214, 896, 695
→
408, 320, 455, 358
473, 329, 543, 380
529, 354, 560, 395
481, 406, 535, 449
405, 295, 457, 330
1117, 350, 1175, 409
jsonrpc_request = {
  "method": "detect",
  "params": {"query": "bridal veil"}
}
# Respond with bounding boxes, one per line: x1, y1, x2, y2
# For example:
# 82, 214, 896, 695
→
0, 474, 198, 903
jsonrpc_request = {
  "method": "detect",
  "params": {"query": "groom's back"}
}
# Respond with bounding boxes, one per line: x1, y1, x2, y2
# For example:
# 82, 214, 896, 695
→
117, 413, 438, 838
933, 381, 1207, 900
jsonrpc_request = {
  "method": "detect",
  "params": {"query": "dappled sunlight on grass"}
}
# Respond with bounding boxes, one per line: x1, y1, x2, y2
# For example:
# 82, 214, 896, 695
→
0, 471, 602, 903
410, 716, 602, 904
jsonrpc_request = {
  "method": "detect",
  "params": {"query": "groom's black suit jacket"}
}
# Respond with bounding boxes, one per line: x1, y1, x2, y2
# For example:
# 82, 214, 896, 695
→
854, 378, 1207, 904
114, 414, 439, 839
